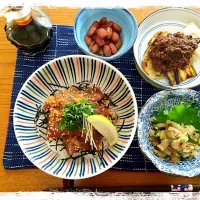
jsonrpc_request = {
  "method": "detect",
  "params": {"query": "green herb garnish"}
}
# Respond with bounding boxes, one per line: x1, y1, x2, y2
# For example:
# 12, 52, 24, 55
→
168, 139, 173, 143
59, 99, 96, 131
188, 135, 198, 144
154, 130, 158, 135
153, 103, 200, 131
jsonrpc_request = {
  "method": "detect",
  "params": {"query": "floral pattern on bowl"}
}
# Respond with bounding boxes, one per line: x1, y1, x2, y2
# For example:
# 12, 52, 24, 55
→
138, 89, 200, 177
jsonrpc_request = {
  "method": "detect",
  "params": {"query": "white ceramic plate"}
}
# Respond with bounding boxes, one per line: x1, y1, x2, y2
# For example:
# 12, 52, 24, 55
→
133, 7, 200, 89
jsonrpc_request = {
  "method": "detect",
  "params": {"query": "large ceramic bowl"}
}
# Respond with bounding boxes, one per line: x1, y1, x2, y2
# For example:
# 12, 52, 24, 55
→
13, 55, 138, 179
133, 7, 200, 89
74, 8, 138, 61
138, 89, 200, 177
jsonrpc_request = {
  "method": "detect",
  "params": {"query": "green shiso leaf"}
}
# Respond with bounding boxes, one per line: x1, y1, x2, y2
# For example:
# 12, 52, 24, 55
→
153, 103, 200, 131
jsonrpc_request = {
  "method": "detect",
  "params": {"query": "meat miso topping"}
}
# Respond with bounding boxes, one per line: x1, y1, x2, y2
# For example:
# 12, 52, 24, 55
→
148, 32, 200, 72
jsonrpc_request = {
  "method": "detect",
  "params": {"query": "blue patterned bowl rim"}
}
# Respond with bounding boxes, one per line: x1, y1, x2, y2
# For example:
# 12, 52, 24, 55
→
138, 89, 200, 177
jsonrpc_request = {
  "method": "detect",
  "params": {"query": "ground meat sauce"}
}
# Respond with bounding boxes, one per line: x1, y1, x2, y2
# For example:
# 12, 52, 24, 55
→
148, 32, 200, 72
44, 86, 112, 155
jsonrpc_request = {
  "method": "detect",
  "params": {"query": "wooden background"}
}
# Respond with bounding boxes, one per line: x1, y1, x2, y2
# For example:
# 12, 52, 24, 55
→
0, 7, 200, 192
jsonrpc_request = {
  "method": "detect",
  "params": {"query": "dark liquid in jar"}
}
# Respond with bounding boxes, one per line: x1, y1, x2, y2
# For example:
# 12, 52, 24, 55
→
5, 12, 53, 55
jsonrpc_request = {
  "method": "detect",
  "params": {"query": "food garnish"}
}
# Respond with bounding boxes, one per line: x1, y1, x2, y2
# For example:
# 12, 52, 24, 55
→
87, 115, 118, 146
85, 17, 122, 57
150, 103, 200, 163
142, 22, 200, 85
152, 103, 200, 131
59, 99, 96, 131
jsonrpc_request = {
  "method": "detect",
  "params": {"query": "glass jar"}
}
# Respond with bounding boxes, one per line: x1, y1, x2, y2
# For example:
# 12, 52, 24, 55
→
2, 5, 53, 55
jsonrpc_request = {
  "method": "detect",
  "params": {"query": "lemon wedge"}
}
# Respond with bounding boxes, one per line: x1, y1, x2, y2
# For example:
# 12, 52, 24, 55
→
87, 115, 118, 146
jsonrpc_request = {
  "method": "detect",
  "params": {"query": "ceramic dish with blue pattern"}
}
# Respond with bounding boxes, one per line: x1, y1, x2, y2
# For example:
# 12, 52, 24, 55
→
138, 89, 200, 177
13, 55, 138, 179
133, 7, 200, 89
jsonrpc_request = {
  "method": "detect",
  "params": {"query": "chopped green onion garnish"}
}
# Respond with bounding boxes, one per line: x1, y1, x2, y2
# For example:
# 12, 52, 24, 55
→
59, 98, 96, 131
188, 135, 198, 144
154, 130, 158, 135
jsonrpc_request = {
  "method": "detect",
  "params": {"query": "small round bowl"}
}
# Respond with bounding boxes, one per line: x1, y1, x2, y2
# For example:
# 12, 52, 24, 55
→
138, 89, 200, 177
13, 55, 138, 179
74, 8, 138, 61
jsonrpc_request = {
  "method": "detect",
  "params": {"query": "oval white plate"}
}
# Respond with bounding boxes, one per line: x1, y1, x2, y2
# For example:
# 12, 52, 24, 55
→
13, 55, 138, 179
133, 7, 200, 89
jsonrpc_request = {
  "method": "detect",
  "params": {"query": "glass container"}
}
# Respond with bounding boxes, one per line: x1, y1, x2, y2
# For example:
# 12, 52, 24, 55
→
2, 5, 53, 55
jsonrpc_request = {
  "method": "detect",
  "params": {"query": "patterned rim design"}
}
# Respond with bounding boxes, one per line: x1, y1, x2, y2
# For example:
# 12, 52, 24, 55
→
133, 7, 200, 89
13, 55, 138, 179
138, 89, 200, 177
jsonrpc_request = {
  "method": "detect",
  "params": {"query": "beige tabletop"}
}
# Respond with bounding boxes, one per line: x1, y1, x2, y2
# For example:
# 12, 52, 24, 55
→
0, 7, 200, 192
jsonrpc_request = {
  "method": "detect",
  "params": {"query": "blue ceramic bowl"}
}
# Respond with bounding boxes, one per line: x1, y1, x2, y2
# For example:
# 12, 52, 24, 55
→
138, 89, 200, 177
74, 8, 138, 61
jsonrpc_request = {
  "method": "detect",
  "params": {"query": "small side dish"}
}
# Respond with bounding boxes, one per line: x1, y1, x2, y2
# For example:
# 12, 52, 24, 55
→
35, 83, 118, 159
84, 17, 122, 57
142, 22, 200, 86
149, 103, 200, 163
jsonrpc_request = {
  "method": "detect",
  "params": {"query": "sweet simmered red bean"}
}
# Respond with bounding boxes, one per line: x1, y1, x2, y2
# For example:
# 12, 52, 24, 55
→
108, 43, 118, 54
100, 21, 113, 28
91, 43, 100, 53
84, 35, 92, 46
87, 21, 99, 36
89, 41, 95, 51
87, 26, 96, 36
93, 21, 100, 28
105, 21, 113, 27
103, 45, 112, 57
115, 37, 122, 49
98, 48, 104, 56
111, 31, 120, 42
96, 28, 107, 39
99, 17, 107, 25
112, 23, 122, 32
85, 17, 123, 57
106, 27, 112, 39
95, 36, 105, 46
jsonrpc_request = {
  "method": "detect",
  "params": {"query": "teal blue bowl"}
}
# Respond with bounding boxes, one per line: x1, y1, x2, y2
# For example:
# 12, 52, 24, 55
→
74, 8, 138, 61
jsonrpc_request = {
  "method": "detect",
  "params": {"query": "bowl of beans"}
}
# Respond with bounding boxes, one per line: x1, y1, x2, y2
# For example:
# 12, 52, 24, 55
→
74, 8, 138, 61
